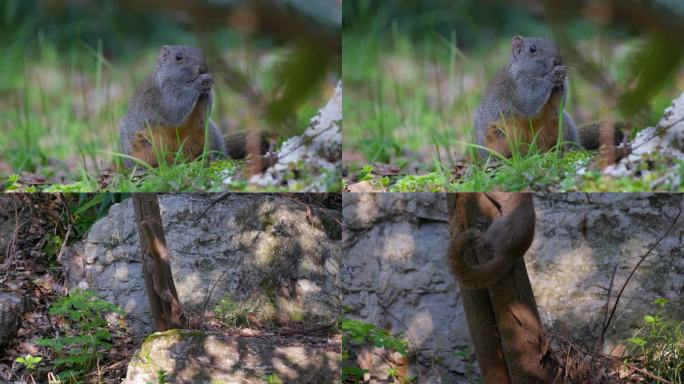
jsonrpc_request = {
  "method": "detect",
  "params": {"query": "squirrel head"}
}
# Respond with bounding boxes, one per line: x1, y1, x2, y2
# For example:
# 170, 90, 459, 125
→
508, 36, 562, 80
154, 45, 209, 87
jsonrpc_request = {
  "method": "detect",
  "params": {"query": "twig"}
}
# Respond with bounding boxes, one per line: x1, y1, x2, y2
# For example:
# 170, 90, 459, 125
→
563, 339, 571, 383
199, 192, 232, 217
1, 196, 28, 271
276, 324, 334, 336
600, 265, 618, 346
202, 269, 230, 315
551, 332, 674, 384
601, 206, 682, 337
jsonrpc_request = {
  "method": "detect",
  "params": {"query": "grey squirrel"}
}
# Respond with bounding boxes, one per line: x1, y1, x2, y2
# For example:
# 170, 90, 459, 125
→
474, 36, 622, 158
119, 45, 268, 168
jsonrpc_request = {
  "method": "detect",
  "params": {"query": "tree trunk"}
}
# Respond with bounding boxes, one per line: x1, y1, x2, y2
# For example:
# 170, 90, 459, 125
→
446, 193, 557, 383
132, 193, 184, 331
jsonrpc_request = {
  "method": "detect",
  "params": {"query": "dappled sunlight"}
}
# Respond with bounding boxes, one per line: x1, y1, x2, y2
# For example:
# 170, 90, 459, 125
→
173, 270, 204, 306
378, 222, 417, 262
123, 297, 140, 319
405, 310, 434, 346
345, 193, 382, 229
113, 262, 130, 282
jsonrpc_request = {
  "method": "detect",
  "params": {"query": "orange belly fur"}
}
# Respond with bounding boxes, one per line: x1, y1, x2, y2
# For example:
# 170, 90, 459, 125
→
130, 98, 209, 167
483, 90, 564, 157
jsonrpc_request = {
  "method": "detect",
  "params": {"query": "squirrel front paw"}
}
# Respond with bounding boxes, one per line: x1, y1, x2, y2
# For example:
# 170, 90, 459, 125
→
194, 73, 214, 92
552, 65, 567, 85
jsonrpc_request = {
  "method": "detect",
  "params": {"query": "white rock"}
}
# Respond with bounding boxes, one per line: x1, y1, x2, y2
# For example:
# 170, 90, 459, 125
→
248, 81, 342, 191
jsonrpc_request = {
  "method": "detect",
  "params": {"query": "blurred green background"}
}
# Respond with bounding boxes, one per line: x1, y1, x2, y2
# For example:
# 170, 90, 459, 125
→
343, 0, 684, 174
0, 0, 340, 187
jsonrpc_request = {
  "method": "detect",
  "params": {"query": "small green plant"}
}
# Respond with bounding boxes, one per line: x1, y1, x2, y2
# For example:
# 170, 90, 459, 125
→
144, 368, 168, 384
156, 368, 168, 384
454, 347, 482, 384
357, 164, 374, 181
36, 289, 125, 383
341, 318, 410, 383
213, 292, 276, 328
264, 373, 284, 384
214, 295, 250, 328
625, 298, 684, 383
68, 193, 129, 239
42, 235, 63, 268
15, 354, 42, 370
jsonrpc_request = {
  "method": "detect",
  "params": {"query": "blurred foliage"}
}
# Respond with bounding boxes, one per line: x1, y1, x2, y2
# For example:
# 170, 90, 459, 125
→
266, 40, 332, 124
343, 0, 684, 192
341, 317, 411, 383
0, 0, 193, 58
0, 0, 340, 191
344, 0, 630, 50
618, 32, 684, 116
344, 0, 684, 118
66, 193, 128, 240
0, 0, 340, 57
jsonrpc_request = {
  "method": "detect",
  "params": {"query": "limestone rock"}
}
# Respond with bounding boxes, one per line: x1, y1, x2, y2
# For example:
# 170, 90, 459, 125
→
63, 194, 340, 340
602, 91, 684, 188
125, 329, 340, 384
342, 193, 684, 383
249, 81, 342, 192
0, 293, 25, 352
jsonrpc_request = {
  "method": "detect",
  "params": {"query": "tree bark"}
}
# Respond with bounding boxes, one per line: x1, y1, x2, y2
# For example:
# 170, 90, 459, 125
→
446, 193, 557, 383
132, 193, 184, 331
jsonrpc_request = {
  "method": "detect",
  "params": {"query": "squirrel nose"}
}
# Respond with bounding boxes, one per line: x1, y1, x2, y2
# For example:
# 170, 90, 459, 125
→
198, 64, 208, 74
553, 57, 562, 66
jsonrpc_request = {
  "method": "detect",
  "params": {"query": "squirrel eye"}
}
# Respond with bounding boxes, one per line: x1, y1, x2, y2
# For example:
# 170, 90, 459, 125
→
175, 52, 183, 61
529, 45, 537, 53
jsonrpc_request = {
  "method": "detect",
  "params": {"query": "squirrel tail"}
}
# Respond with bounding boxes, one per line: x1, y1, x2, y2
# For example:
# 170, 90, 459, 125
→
577, 121, 627, 150
223, 131, 270, 159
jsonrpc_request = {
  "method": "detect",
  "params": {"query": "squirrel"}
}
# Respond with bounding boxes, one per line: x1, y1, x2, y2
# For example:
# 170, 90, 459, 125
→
446, 192, 535, 288
119, 45, 269, 168
474, 36, 622, 158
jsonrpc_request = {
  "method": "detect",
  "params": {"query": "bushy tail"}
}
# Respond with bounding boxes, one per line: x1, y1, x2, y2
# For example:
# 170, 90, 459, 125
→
577, 121, 627, 150
223, 131, 270, 159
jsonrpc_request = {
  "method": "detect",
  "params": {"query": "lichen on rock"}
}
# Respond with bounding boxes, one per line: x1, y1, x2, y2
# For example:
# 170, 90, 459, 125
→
125, 329, 340, 384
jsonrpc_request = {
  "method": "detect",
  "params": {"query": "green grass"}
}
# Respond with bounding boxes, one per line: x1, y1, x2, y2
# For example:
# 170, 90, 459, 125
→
342, 16, 684, 192
347, 149, 684, 192
3, 158, 339, 192
0, 38, 336, 192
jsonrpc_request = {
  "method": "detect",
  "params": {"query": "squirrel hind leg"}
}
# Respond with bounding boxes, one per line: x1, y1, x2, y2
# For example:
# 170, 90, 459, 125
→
208, 120, 227, 159
560, 111, 581, 151
483, 122, 512, 158
130, 132, 161, 167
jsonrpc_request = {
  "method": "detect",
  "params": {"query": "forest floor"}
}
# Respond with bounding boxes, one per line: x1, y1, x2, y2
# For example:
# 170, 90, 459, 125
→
0, 194, 341, 383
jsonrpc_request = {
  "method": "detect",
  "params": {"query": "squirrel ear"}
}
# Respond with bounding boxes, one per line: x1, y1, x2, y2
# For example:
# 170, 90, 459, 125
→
159, 46, 170, 63
511, 36, 524, 55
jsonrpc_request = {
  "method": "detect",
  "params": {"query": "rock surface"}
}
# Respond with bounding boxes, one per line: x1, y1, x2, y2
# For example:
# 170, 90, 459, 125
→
63, 194, 340, 340
125, 329, 340, 384
0, 293, 25, 352
342, 193, 684, 383
249, 81, 342, 191
602, 91, 684, 188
